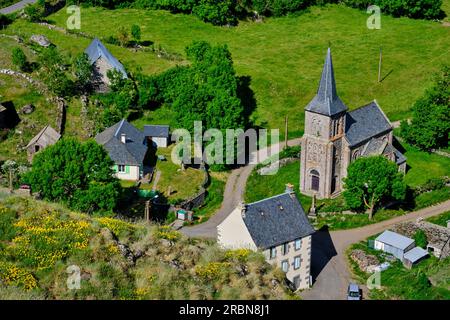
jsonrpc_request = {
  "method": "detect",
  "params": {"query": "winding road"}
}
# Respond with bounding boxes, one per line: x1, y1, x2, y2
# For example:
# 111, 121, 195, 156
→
0, 0, 36, 14
180, 130, 450, 300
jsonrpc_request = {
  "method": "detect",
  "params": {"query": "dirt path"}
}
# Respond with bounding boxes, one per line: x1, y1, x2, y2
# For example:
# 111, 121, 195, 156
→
301, 199, 450, 300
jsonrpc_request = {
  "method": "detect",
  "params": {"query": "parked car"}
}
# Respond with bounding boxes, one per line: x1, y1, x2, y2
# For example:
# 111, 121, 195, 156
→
347, 283, 361, 300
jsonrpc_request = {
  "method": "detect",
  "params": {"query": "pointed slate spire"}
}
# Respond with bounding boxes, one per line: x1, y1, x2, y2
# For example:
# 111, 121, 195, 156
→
305, 48, 348, 116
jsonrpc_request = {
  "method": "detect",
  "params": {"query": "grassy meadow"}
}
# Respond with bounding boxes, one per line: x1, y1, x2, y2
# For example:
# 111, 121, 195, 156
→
40, 4, 450, 137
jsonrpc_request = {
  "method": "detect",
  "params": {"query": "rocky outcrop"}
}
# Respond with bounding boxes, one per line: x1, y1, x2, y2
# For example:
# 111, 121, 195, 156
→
30, 34, 52, 47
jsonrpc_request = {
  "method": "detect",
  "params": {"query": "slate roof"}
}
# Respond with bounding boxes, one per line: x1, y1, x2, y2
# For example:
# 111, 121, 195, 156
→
85, 38, 127, 78
95, 119, 147, 166
345, 101, 392, 147
305, 48, 348, 116
144, 125, 170, 138
26, 125, 61, 148
375, 230, 415, 250
242, 192, 315, 249
361, 138, 407, 165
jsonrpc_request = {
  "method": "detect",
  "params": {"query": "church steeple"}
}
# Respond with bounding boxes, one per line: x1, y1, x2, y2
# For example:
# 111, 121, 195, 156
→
305, 48, 348, 116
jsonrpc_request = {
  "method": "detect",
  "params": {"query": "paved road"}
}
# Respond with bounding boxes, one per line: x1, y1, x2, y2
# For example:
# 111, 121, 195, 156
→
0, 0, 36, 14
301, 199, 450, 300
180, 138, 303, 238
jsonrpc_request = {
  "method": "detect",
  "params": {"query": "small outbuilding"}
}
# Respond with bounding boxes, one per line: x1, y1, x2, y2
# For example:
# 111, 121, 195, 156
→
403, 247, 429, 269
26, 125, 61, 162
144, 125, 170, 148
374, 230, 415, 260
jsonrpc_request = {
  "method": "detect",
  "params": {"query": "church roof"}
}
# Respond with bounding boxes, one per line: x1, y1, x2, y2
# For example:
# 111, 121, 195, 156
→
85, 38, 128, 78
345, 101, 392, 147
241, 192, 315, 249
305, 48, 348, 116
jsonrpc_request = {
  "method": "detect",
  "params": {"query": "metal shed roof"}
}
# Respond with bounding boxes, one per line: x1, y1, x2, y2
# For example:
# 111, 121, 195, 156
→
375, 230, 415, 250
403, 247, 428, 263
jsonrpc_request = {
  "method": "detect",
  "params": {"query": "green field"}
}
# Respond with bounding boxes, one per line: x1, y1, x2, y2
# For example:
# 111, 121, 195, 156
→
38, 4, 450, 137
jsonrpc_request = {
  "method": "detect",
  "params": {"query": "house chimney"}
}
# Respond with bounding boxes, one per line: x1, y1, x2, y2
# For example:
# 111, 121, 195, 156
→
238, 201, 247, 218
121, 133, 126, 144
285, 183, 294, 194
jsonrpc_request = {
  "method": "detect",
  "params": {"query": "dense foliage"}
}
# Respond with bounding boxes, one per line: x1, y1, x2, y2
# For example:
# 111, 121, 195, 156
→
0, 196, 294, 300
343, 156, 406, 219
400, 65, 450, 151
341, 0, 444, 20
23, 138, 121, 214
67, 0, 444, 25
73, 53, 93, 92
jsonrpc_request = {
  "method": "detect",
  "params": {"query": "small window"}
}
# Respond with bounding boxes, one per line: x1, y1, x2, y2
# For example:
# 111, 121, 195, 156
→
294, 256, 301, 270
281, 243, 289, 255
295, 239, 302, 251
269, 247, 276, 259
281, 260, 289, 273
118, 165, 126, 173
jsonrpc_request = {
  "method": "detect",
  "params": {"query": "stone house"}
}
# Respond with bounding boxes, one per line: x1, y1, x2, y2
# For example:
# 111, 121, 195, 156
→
300, 48, 406, 199
144, 125, 170, 148
26, 125, 61, 162
217, 185, 315, 290
85, 38, 128, 91
95, 119, 148, 181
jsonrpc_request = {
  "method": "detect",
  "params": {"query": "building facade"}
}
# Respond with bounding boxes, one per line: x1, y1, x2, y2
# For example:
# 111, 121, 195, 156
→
217, 187, 315, 290
300, 48, 406, 199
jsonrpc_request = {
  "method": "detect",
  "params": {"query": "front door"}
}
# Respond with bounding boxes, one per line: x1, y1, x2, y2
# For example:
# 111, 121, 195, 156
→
311, 175, 319, 191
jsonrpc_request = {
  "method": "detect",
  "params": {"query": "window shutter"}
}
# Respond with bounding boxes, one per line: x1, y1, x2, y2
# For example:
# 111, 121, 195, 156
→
113, 165, 118, 172
125, 165, 130, 174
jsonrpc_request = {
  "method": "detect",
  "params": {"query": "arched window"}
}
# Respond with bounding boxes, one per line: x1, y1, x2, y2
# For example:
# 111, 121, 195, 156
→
310, 170, 320, 191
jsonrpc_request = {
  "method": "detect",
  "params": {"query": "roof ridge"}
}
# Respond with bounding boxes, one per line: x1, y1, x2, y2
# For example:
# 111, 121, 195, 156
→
114, 119, 126, 138
247, 192, 293, 206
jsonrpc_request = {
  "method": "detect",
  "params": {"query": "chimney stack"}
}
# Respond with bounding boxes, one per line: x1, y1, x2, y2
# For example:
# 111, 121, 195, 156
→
121, 133, 126, 144
285, 183, 294, 194
238, 201, 247, 217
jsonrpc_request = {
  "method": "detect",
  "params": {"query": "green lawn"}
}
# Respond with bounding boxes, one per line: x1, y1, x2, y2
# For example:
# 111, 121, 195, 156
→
403, 144, 450, 187
152, 145, 205, 201
426, 211, 450, 227
38, 4, 450, 137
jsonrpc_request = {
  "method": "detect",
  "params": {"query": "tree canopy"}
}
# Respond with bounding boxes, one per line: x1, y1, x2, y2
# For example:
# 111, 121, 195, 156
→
23, 138, 121, 214
343, 156, 406, 219
400, 65, 449, 151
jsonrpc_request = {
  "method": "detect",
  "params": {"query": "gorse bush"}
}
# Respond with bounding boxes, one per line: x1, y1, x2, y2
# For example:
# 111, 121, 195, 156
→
0, 196, 293, 299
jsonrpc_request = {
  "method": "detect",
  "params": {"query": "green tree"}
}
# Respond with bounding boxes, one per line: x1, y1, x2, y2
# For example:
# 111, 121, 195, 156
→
38, 47, 74, 97
117, 26, 130, 47
131, 24, 141, 42
11, 47, 29, 72
343, 156, 406, 219
193, 0, 238, 25
400, 65, 449, 151
23, 138, 121, 214
73, 53, 93, 92
414, 229, 428, 248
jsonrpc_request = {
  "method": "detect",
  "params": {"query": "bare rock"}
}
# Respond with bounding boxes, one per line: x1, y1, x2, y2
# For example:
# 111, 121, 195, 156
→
30, 35, 52, 48
21, 104, 35, 115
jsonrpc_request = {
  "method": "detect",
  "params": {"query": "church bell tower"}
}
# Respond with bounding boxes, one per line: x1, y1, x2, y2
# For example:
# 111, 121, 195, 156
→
300, 48, 348, 199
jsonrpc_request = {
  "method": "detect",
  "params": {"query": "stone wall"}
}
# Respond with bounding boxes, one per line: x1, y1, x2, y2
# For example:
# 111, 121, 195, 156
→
179, 165, 209, 211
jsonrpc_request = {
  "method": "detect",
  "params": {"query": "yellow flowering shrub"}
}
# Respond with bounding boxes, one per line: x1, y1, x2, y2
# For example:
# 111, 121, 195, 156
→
10, 209, 91, 270
225, 249, 251, 262
195, 262, 230, 281
95, 217, 137, 237
0, 261, 38, 290
156, 226, 181, 242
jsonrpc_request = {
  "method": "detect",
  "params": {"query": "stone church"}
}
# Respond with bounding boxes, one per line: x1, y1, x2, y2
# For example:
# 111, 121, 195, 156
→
300, 48, 406, 199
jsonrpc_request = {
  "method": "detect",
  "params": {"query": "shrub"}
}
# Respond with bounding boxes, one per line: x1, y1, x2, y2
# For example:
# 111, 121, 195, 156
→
414, 230, 428, 248
0, 262, 38, 290
11, 47, 29, 72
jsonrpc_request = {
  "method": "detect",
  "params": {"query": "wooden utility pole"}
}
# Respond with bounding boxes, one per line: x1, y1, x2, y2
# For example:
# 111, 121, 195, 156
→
8, 169, 13, 193
284, 116, 288, 149
144, 200, 151, 222
378, 47, 382, 83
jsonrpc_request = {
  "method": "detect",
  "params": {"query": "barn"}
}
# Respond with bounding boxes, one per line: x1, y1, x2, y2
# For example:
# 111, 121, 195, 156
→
374, 230, 415, 260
